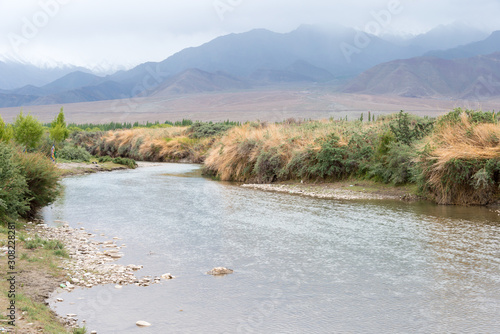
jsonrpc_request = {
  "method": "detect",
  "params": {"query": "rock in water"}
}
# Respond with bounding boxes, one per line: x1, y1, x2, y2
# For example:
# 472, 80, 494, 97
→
136, 321, 151, 327
207, 267, 234, 275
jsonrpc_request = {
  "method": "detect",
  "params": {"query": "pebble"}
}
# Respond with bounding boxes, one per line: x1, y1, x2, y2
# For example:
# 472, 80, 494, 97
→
30, 223, 175, 293
207, 267, 234, 275
241, 183, 399, 200
56, 298, 63, 302
136, 321, 151, 327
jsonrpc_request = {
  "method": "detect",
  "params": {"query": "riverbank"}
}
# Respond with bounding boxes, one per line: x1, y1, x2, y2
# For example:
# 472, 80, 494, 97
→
69, 109, 500, 206
56, 161, 128, 176
0, 220, 71, 333
0, 218, 175, 333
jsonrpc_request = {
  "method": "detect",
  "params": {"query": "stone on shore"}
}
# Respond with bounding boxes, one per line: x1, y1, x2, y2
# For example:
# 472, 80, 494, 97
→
136, 321, 151, 327
207, 267, 234, 275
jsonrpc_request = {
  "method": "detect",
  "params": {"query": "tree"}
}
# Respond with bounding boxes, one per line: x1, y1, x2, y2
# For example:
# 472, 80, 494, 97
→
49, 107, 69, 143
0, 115, 13, 142
13, 111, 44, 150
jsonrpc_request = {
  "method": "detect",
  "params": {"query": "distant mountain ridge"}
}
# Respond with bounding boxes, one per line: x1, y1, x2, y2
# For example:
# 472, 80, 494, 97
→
425, 30, 500, 59
1, 24, 500, 108
343, 53, 500, 99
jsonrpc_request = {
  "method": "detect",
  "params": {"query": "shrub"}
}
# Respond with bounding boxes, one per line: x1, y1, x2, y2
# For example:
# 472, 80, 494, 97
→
308, 134, 347, 179
98, 155, 137, 168
97, 156, 113, 163
111, 157, 137, 169
437, 108, 497, 128
58, 144, 92, 162
187, 121, 235, 139
13, 150, 61, 218
390, 110, 433, 145
0, 143, 29, 221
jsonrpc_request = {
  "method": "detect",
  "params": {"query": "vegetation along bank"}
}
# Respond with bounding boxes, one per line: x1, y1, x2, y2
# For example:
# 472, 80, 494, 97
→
58, 108, 500, 206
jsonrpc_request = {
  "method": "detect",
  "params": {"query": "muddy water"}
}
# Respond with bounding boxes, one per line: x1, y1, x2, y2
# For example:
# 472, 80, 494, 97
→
42, 163, 500, 333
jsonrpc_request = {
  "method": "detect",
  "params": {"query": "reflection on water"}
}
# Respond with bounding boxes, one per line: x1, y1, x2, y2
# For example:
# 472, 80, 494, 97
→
43, 164, 500, 333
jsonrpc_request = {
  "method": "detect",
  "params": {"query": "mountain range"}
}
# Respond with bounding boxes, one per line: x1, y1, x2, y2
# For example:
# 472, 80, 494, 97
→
1, 23, 500, 108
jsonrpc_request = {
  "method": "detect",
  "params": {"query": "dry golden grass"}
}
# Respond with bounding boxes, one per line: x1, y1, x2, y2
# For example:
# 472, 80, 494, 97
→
97, 127, 210, 162
426, 112, 500, 171
204, 120, 387, 181
421, 111, 500, 205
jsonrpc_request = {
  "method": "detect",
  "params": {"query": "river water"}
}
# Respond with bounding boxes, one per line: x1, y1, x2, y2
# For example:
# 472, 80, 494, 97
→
42, 163, 500, 333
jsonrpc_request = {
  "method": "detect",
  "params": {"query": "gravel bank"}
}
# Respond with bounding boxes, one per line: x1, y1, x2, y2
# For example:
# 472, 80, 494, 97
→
242, 183, 406, 201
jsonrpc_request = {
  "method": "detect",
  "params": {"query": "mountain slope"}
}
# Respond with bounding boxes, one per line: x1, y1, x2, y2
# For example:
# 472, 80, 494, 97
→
150, 68, 250, 97
110, 25, 418, 85
343, 53, 500, 99
425, 30, 500, 59
407, 22, 488, 51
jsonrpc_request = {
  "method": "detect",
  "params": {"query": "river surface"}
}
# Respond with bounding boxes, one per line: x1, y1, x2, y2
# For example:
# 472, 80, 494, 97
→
42, 163, 500, 333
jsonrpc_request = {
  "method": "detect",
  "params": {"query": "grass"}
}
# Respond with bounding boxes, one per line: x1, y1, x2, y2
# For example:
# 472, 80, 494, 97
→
15, 292, 69, 333
418, 112, 500, 204
0, 223, 80, 333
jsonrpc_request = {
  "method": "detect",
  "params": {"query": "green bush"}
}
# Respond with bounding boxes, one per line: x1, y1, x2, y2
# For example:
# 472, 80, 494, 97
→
188, 121, 236, 139
0, 143, 29, 221
98, 156, 137, 169
368, 142, 417, 185
390, 110, 433, 145
308, 134, 347, 179
58, 144, 92, 162
97, 156, 113, 163
13, 150, 61, 218
111, 157, 137, 169
437, 108, 497, 127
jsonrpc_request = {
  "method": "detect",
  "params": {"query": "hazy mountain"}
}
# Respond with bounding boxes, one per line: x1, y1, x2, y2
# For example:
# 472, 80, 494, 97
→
406, 22, 488, 51
425, 30, 500, 59
1, 24, 497, 108
111, 25, 418, 85
150, 68, 250, 97
0, 60, 90, 90
40, 71, 104, 95
29, 81, 129, 105
343, 53, 500, 99
0, 92, 38, 108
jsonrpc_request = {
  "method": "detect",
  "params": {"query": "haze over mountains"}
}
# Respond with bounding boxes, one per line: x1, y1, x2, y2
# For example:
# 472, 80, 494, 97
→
1, 22, 499, 108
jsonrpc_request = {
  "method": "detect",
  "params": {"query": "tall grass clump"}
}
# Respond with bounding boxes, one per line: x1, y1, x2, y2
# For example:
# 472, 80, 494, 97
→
419, 109, 500, 205
204, 120, 390, 183
72, 127, 212, 163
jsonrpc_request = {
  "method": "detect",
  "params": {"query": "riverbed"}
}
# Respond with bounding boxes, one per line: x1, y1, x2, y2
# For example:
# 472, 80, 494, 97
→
42, 163, 500, 333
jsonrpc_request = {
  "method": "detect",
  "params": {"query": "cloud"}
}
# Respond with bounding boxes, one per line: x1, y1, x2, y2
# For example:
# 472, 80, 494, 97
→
1, 0, 499, 69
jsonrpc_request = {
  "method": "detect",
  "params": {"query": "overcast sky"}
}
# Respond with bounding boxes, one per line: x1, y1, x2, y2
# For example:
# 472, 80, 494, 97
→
1, 0, 499, 72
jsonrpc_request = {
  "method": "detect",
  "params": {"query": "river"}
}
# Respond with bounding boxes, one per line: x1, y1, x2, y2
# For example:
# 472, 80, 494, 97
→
42, 163, 500, 333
